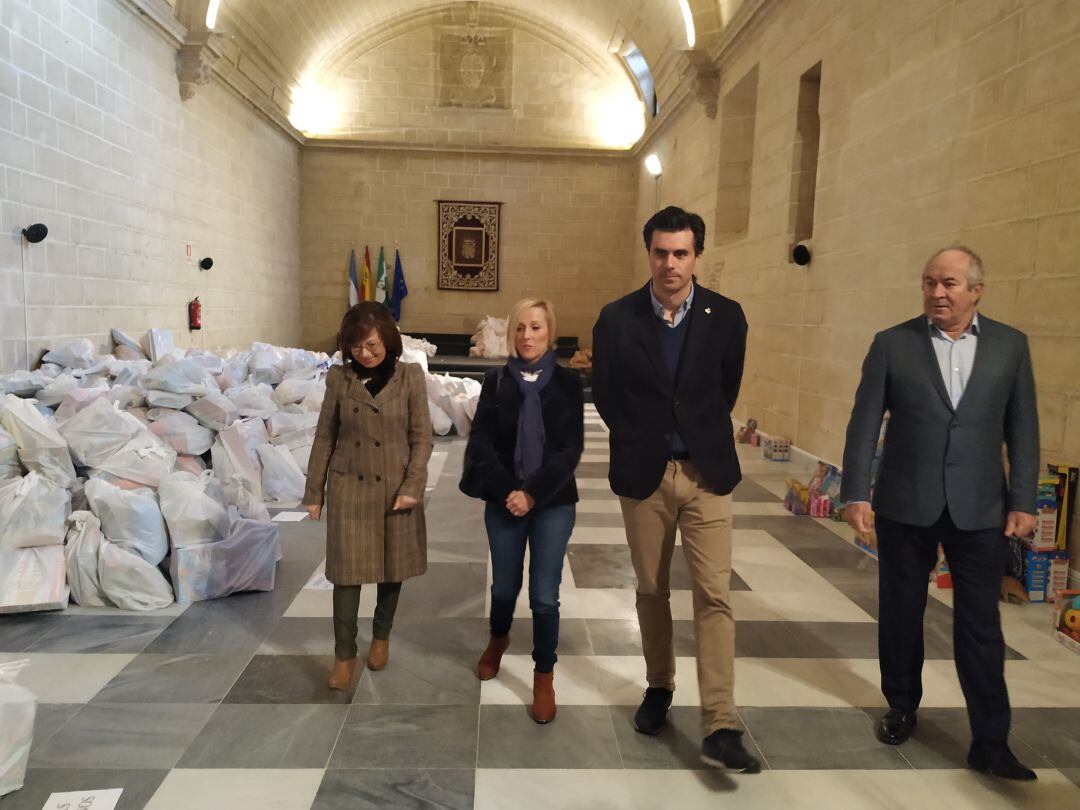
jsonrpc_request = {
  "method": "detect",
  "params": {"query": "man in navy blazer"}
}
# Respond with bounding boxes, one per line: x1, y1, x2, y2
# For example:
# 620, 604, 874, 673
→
842, 247, 1039, 780
592, 206, 758, 773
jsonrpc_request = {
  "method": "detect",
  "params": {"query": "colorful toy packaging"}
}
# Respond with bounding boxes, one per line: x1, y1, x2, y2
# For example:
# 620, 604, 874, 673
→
763, 436, 791, 461
1052, 590, 1080, 655
736, 418, 758, 444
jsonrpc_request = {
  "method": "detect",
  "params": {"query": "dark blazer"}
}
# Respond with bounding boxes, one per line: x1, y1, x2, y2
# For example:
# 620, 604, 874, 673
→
591, 281, 748, 500
840, 314, 1039, 531
463, 363, 584, 508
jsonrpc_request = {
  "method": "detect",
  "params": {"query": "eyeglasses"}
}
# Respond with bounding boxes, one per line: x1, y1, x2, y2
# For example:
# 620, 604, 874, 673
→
350, 339, 384, 356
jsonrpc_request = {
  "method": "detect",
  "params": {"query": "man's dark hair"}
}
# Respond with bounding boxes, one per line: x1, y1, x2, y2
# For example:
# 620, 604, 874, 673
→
337, 301, 402, 368
642, 206, 706, 255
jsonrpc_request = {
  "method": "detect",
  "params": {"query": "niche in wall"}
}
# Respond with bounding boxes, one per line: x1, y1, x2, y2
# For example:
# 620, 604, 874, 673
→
714, 65, 759, 244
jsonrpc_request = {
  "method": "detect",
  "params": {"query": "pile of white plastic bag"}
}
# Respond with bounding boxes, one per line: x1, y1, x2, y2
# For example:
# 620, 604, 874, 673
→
0, 327, 482, 615
0, 659, 35, 799
469, 315, 508, 359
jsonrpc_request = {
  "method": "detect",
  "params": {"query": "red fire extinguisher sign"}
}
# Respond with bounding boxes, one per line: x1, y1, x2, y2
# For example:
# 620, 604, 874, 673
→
188, 297, 202, 331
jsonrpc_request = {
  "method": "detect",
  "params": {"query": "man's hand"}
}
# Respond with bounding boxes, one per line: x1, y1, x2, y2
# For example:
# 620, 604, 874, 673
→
392, 494, 419, 512
1004, 510, 1037, 539
843, 502, 874, 534
505, 490, 535, 517
303, 503, 322, 521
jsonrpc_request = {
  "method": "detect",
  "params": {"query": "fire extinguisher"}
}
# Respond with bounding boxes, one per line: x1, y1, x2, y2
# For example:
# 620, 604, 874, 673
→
188, 297, 202, 331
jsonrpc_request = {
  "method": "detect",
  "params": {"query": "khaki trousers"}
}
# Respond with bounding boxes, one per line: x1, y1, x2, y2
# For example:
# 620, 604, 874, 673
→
620, 459, 736, 734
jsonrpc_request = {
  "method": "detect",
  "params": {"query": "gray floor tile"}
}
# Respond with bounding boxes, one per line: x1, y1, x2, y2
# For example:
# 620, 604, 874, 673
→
29, 704, 81, 756
27, 615, 173, 653
785, 621, 880, 658
0, 613, 63, 651
4, 769, 168, 810
427, 540, 490, 564
312, 769, 475, 810
178, 703, 347, 768
330, 705, 479, 769
505, 617, 595, 657
734, 621, 803, 657
734, 516, 844, 549
573, 513, 624, 528
575, 462, 610, 479
351, 650, 480, 705
223, 654, 357, 704
1009, 708, 1080, 767
385, 617, 490, 655
569, 545, 699, 590
90, 652, 251, 704
740, 707, 911, 770
478, 705, 622, 769
28, 703, 215, 769
258, 617, 337, 655
610, 705, 708, 769
733, 478, 780, 503
795, 545, 879, 568
587, 618, 698, 657
141, 600, 280, 654
1061, 768, 1080, 790
873, 707, 1044, 770
393, 563, 487, 619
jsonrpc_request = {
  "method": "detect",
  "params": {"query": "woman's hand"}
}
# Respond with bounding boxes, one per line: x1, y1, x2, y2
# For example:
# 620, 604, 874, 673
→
392, 494, 419, 512
505, 490, 535, 517
303, 503, 322, 521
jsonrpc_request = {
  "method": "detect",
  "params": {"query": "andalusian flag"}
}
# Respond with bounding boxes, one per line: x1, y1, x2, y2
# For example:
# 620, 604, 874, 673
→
360, 246, 373, 301
374, 246, 389, 304
347, 248, 359, 307
390, 249, 408, 322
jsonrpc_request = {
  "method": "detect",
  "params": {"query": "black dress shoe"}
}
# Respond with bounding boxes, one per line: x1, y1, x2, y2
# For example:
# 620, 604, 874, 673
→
701, 728, 762, 773
876, 709, 916, 745
633, 687, 673, 735
967, 743, 1038, 781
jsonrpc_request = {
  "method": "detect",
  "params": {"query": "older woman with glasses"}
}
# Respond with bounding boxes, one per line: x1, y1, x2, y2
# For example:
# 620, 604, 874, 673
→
461, 298, 584, 723
303, 301, 433, 690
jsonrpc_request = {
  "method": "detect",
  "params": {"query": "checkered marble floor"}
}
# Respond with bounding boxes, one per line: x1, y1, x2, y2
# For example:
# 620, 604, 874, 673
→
4, 406, 1080, 809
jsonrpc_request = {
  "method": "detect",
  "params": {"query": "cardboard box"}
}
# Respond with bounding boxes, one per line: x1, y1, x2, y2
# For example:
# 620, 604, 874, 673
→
1051, 589, 1080, 655
0, 546, 69, 614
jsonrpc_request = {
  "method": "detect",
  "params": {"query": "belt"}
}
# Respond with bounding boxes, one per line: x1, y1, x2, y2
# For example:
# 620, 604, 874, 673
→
670, 451, 691, 461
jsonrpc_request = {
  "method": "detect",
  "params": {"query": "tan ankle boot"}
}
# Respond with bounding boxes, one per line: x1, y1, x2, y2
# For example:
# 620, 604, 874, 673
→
532, 669, 556, 724
476, 634, 511, 680
328, 657, 357, 690
367, 638, 389, 671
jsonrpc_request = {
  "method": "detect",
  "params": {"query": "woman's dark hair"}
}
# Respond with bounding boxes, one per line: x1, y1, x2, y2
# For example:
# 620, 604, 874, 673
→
642, 206, 706, 255
337, 302, 402, 369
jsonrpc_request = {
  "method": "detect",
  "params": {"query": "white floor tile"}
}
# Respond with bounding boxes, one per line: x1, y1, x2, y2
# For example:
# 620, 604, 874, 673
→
145, 769, 324, 810
0, 652, 136, 703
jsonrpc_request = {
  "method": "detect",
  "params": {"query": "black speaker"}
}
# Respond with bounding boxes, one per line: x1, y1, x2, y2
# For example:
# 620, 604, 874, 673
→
22, 223, 48, 243
792, 242, 811, 266
199, 257, 214, 271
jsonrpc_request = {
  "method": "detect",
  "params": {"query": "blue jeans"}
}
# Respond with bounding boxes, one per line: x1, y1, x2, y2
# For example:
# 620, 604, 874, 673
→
484, 502, 575, 673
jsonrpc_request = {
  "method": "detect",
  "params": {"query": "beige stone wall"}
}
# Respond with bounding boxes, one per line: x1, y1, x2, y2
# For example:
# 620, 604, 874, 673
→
0, 0, 302, 372
637, 0, 1080, 565
300, 147, 639, 352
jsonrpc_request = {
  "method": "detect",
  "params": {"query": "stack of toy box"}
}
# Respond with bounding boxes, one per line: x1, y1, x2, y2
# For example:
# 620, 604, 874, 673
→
784, 480, 810, 515
1053, 590, 1080, 655
933, 544, 952, 588
1018, 465, 1076, 602
736, 418, 758, 444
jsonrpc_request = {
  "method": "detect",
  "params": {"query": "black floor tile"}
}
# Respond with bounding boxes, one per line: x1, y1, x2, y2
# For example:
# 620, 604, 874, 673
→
733, 479, 780, 503
141, 600, 280, 654
1009, 708, 1080, 767
609, 705, 708, 769
0, 613, 63, 652
477, 705, 622, 769
393, 563, 487, 619
312, 769, 475, 810
223, 654, 357, 704
741, 707, 910, 770
26, 615, 173, 654
329, 705, 478, 769
587, 618, 697, 657
4, 769, 168, 810
351, 649, 480, 706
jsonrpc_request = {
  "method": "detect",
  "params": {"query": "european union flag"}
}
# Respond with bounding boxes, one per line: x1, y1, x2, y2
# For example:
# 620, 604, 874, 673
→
390, 249, 408, 321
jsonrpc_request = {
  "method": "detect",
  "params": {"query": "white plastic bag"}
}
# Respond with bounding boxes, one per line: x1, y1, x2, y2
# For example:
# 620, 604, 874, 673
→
428, 400, 452, 436
215, 357, 249, 390
84, 478, 168, 565
272, 377, 319, 406
225, 384, 277, 418
170, 517, 279, 603
141, 328, 174, 362
65, 511, 111, 607
185, 391, 239, 431
42, 337, 96, 369
111, 328, 147, 360
58, 397, 143, 468
105, 385, 145, 411
256, 442, 306, 502
0, 472, 70, 550
159, 470, 230, 548
95, 434, 176, 488
0, 428, 20, 479
55, 386, 110, 422
222, 473, 270, 521
174, 454, 207, 475
0, 659, 35, 798
149, 411, 213, 456
146, 389, 194, 409
291, 444, 312, 475
35, 372, 80, 407
248, 344, 285, 386
0, 395, 76, 488
0, 546, 69, 613
211, 423, 264, 501
97, 539, 173, 611
142, 358, 218, 396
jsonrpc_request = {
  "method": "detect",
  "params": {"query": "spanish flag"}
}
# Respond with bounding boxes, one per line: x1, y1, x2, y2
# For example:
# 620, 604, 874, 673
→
361, 246, 373, 301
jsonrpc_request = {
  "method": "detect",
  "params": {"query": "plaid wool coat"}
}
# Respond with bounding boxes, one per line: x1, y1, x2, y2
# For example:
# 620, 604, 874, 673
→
304, 361, 433, 584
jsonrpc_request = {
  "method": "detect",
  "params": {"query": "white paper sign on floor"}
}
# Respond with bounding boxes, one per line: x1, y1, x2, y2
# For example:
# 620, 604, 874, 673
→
42, 788, 123, 810
271, 511, 308, 522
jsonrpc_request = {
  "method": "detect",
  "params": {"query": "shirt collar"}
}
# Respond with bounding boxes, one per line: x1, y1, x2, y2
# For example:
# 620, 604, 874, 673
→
650, 282, 695, 321
928, 311, 980, 338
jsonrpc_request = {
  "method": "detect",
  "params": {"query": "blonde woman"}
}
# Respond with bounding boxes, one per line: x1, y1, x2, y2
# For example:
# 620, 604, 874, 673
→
460, 299, 584, 723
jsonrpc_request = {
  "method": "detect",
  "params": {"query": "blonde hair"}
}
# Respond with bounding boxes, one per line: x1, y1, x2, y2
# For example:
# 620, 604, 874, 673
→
506, 298, 558, 358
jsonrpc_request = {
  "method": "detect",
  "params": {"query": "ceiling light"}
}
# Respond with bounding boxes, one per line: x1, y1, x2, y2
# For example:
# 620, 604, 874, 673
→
644, 154, 662, 176
205, 0, 221, 30
594, 90, 645, 148
678, 0, 696, 48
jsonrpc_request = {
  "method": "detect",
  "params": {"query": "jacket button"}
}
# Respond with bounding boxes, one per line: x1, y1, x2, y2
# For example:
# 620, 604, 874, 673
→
357, 474, 364, 481
375, 475, 382, 482
353, 406, 359, 413
374, 440, 381, 447
373, 408, 380, 415
355, 441, 361, 447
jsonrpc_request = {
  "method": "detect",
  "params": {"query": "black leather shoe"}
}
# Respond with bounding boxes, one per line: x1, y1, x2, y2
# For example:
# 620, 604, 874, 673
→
967, 743, 1038, 781
876, 709, 916, 745
701, 729, 762, 773
633, 687, 673, 735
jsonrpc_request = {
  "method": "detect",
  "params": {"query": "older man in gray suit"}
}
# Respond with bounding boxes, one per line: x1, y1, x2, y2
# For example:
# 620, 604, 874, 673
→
841, 247, 1039, 781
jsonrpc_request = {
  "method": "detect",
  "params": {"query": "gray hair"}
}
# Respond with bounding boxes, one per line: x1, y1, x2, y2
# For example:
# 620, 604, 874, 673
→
925, 246, 984, 288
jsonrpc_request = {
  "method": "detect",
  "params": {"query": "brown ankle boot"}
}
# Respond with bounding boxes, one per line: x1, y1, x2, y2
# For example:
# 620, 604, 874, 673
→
367, 638, 389, 671
532, 669, 556, 724
328, 657, 357, 690
476, 634, 511, 680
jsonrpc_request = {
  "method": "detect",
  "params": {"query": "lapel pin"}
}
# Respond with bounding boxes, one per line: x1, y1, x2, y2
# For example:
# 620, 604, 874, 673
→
705, 307, 712, 314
